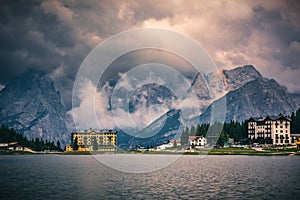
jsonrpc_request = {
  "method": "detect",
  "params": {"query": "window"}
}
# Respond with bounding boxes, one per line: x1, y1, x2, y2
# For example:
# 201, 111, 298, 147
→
280, 125, 283, 128
280, 139, 283, 143
280, 135, 284, 139
275, 139, 278, 143
280, 130, 283, 133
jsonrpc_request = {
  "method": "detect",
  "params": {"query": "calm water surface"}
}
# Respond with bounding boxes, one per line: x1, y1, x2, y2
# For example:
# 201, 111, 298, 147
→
0, 155, 299, 200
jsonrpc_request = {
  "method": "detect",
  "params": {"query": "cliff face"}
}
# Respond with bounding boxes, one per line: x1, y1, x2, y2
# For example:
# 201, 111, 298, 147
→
199, 77, 297, 122
189, 65, 263, 100
222, 65, 262, 91
0, 70, 68, 144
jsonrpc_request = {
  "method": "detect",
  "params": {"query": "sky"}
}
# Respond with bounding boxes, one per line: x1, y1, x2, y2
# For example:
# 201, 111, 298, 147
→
1, 0, 300, 111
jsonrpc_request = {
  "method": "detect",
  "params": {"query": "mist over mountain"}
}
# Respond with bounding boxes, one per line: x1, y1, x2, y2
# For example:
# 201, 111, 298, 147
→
0, 65, 298, 148
117, 109, 182, 148
0, 70, 69, 144
117, 65, 298, 147
128, 83, 177, 113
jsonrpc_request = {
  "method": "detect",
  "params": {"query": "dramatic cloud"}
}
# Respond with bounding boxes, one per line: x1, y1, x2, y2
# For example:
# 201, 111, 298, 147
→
68, 78, 171, 132
1, 0, 300, 111
140, 1, 300, 93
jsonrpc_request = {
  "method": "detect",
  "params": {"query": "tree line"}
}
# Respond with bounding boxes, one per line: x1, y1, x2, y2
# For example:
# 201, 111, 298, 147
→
181, 121, 248, 146
0, 124, 62, 151
181, 108, 300, 147
291, 108, 300, 134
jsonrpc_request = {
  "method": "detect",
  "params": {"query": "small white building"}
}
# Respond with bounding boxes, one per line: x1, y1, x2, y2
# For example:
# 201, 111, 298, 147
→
189, 136, 207, 148
0, 143, 8, 150
0, 142, 23, 151
156, 139, 181, 151
168, 139, 181, 147
248, 115, 292, 145
15, 146, 24, 151
156, 143, 172, 151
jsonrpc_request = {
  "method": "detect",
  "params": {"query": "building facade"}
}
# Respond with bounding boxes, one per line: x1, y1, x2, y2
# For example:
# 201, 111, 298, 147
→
69, 130, 117, 151
248, 115, 291, 145
189, 136, 207, 148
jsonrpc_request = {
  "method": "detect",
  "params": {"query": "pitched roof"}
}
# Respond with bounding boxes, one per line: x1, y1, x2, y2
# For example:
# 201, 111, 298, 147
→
249, 114, 291, 122
189, 136, 205, 140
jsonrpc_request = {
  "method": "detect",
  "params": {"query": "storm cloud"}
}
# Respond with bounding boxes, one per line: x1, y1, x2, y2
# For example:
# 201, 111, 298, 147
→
0, 0, 300, 109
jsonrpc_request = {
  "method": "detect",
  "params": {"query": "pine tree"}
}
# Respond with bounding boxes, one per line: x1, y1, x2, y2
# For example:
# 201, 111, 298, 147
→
196, 124, 201, 136
56, 140, 61, 151
294, 108, 300, 134
190, 125, 196, 136
181, 127, 189, 145
217, 130, 229, 147
73, 136, 79, 151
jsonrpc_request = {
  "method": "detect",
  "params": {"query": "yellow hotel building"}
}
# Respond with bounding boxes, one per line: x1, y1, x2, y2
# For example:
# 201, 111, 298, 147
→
66, 130, 117, 152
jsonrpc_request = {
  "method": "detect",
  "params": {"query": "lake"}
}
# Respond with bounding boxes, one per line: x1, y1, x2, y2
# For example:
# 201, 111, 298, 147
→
0, 155, 299, 199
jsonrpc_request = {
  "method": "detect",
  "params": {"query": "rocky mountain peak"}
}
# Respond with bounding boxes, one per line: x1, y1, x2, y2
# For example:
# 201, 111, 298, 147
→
199, 77, 297, 123
0, 70, 68, 144
222, 64, 262, 91
189, 65, 262, 101
190, 73, 210, 100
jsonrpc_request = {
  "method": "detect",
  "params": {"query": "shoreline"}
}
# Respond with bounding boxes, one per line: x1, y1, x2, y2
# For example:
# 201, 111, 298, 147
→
1, 148, 299, 156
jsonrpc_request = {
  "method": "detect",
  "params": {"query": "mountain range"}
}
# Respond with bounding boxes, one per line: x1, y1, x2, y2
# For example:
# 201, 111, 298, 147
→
126, 64, 298, 147
0, 65, 298, 147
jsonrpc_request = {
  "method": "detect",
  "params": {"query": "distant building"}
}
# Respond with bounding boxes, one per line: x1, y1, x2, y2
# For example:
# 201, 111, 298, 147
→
0, 142, 23, 151
67, 130, 117, 152
15, 146, 24, 151
189, 136, 207, 148
156, 143, 172, 151
295, 137, 300, 149
248, 115, 292, 145
168, 139, 181, 147
291, 134, 300, 149
0, 143, 8, 150
65, 144, 73, 152
156, 139, 181, 151
228, 138, 235, 145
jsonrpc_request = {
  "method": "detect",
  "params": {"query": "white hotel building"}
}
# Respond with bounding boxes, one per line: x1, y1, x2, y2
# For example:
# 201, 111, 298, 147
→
189, 136, 207, 148
248, 115, 291, 145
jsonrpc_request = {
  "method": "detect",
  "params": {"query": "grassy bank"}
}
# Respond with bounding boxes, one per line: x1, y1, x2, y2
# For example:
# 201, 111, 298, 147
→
0, 151, 34, 155
207, 148, 299, 156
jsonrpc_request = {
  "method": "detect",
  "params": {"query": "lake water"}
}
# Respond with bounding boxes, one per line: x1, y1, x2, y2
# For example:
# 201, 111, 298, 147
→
0, 155, 299, 199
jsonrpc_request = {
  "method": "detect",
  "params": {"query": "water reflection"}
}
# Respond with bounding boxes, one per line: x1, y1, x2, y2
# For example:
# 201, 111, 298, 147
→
0, 155, 299, 199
